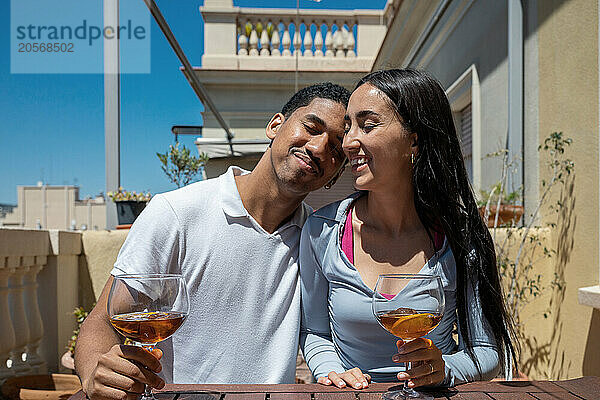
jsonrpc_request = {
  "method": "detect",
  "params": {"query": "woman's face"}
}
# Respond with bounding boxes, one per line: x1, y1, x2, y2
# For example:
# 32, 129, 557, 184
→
343, 83, 417, 192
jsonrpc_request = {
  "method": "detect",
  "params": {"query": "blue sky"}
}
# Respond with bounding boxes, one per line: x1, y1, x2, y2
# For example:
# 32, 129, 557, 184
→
1, 0, 386, 204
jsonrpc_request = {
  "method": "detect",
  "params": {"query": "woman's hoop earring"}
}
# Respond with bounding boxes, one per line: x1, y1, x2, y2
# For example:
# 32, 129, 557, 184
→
411, 153, 415, 165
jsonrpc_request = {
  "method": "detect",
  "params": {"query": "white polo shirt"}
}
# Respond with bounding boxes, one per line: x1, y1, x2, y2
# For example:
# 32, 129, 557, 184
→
111, 166, 312, 383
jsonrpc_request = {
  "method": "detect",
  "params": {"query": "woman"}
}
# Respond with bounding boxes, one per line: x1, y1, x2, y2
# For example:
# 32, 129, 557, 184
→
299, 69, 517, 389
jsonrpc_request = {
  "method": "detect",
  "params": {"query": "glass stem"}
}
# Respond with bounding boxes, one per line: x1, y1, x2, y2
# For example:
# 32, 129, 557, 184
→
136, 343, 156, 399
404, 361, 411, 392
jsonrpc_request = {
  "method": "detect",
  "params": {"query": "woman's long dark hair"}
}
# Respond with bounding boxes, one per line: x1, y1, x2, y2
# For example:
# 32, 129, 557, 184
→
356, 69, 518, 377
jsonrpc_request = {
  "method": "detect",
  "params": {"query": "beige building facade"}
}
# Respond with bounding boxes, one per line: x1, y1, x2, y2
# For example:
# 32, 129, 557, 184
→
1, 185, 106, 231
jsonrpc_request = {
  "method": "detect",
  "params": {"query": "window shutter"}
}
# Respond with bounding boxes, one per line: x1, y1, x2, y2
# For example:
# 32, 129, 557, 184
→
460, 104, 473, 181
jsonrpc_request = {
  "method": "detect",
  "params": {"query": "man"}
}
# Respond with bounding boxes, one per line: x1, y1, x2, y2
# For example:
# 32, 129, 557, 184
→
75, 82, 350, 399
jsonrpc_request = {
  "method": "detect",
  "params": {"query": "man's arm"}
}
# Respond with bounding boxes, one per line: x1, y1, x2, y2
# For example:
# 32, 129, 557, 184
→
75, 276, 165, 400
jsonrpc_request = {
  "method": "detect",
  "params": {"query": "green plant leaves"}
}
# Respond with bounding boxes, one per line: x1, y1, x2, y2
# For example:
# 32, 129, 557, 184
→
156, 142, 209, 188
107, 187, 151, 202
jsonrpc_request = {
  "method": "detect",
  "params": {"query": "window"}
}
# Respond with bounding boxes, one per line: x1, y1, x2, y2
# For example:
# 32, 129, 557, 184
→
446, 65, 481, 192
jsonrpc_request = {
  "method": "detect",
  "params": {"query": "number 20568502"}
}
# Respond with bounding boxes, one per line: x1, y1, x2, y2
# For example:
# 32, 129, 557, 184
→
18, 42, 74, 52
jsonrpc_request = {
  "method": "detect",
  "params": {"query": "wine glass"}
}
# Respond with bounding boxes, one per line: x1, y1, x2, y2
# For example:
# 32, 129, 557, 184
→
107, 274, 190, 400
372, 274, 445, 400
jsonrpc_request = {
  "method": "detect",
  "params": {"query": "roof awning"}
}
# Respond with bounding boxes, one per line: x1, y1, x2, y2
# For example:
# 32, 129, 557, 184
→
195, 138, 270, 159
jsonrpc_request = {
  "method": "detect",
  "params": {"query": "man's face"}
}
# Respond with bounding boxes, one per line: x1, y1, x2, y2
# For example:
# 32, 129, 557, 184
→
266, 98, 347, 195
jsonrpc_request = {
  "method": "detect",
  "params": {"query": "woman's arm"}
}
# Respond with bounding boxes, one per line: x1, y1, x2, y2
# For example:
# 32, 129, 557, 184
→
442, 346, 499, 386
441, 280, 501, 386
299, 222, 346, 379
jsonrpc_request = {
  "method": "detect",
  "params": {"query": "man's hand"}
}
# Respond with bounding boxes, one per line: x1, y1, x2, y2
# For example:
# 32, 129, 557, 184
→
392, 339, 445, 388
316, 367, 371, 389
82, 345, 165, 400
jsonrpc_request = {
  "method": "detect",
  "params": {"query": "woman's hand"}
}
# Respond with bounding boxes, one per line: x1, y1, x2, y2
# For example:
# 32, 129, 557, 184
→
392, 339, 445, 388
317, 367, 371, 389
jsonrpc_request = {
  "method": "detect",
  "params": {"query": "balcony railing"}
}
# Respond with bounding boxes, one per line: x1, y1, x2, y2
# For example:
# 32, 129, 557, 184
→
1, 229, 50, 379
200, 3, 397, 71
237, 17, 357, 58
0, 228, 127, 380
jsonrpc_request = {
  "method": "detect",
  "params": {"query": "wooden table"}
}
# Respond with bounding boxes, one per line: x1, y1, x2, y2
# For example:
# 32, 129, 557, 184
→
69, 377, 600, 399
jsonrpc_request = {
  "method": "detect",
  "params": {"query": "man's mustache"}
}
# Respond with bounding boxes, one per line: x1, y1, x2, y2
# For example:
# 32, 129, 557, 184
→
291, 147, 322, 175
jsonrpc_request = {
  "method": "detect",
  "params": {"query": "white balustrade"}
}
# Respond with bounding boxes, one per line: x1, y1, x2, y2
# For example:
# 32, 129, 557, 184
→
314, 26, 323, 57
333, 26, 343, 57
0, 265, 16, 381
260, 29, 270, 56
23, 259, 47, 374
7, 264, 33, 375
271, 27, 281, 56
293, 28, 301, 55
202, 3, 389, 71
281, 23, 292, 56
346, 25, 356, 58
238, 30, 248, 56
0, 229, 84, 378
324, 23, 334, 57
303, 24, 313, 57
248, 26, 259, 56
236, 18, 357, 58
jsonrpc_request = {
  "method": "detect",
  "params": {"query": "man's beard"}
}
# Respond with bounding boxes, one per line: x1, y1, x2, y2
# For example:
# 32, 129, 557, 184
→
271, 155, 315, 195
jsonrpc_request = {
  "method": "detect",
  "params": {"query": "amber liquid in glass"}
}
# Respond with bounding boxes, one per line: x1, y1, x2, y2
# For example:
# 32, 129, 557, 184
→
110, 311, 186, 343
376, 308, 442, 340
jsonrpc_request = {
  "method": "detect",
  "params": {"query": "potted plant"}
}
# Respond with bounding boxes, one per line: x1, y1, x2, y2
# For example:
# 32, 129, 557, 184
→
476, 147, 525, 227
157, 142, 209, 188
478, 181, 524, 227
107, 187, 152, 226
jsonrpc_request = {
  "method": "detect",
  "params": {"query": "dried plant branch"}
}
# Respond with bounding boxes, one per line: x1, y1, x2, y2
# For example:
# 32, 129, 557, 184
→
483, 133, 573, 329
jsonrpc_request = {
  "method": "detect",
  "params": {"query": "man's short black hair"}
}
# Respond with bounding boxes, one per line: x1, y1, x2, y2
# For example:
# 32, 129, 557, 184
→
281, 82, 351, 119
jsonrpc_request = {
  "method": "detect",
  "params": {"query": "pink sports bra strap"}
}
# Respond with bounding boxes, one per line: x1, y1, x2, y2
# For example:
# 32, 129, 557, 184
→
341, 207, 354, 264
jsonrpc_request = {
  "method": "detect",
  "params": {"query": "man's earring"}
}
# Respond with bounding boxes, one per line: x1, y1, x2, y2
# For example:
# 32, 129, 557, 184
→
324, 173, 339, 190
325, 162, 347, 190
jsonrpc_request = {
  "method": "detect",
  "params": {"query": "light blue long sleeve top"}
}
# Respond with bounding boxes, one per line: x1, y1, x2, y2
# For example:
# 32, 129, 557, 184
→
299, 194, 501, 386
